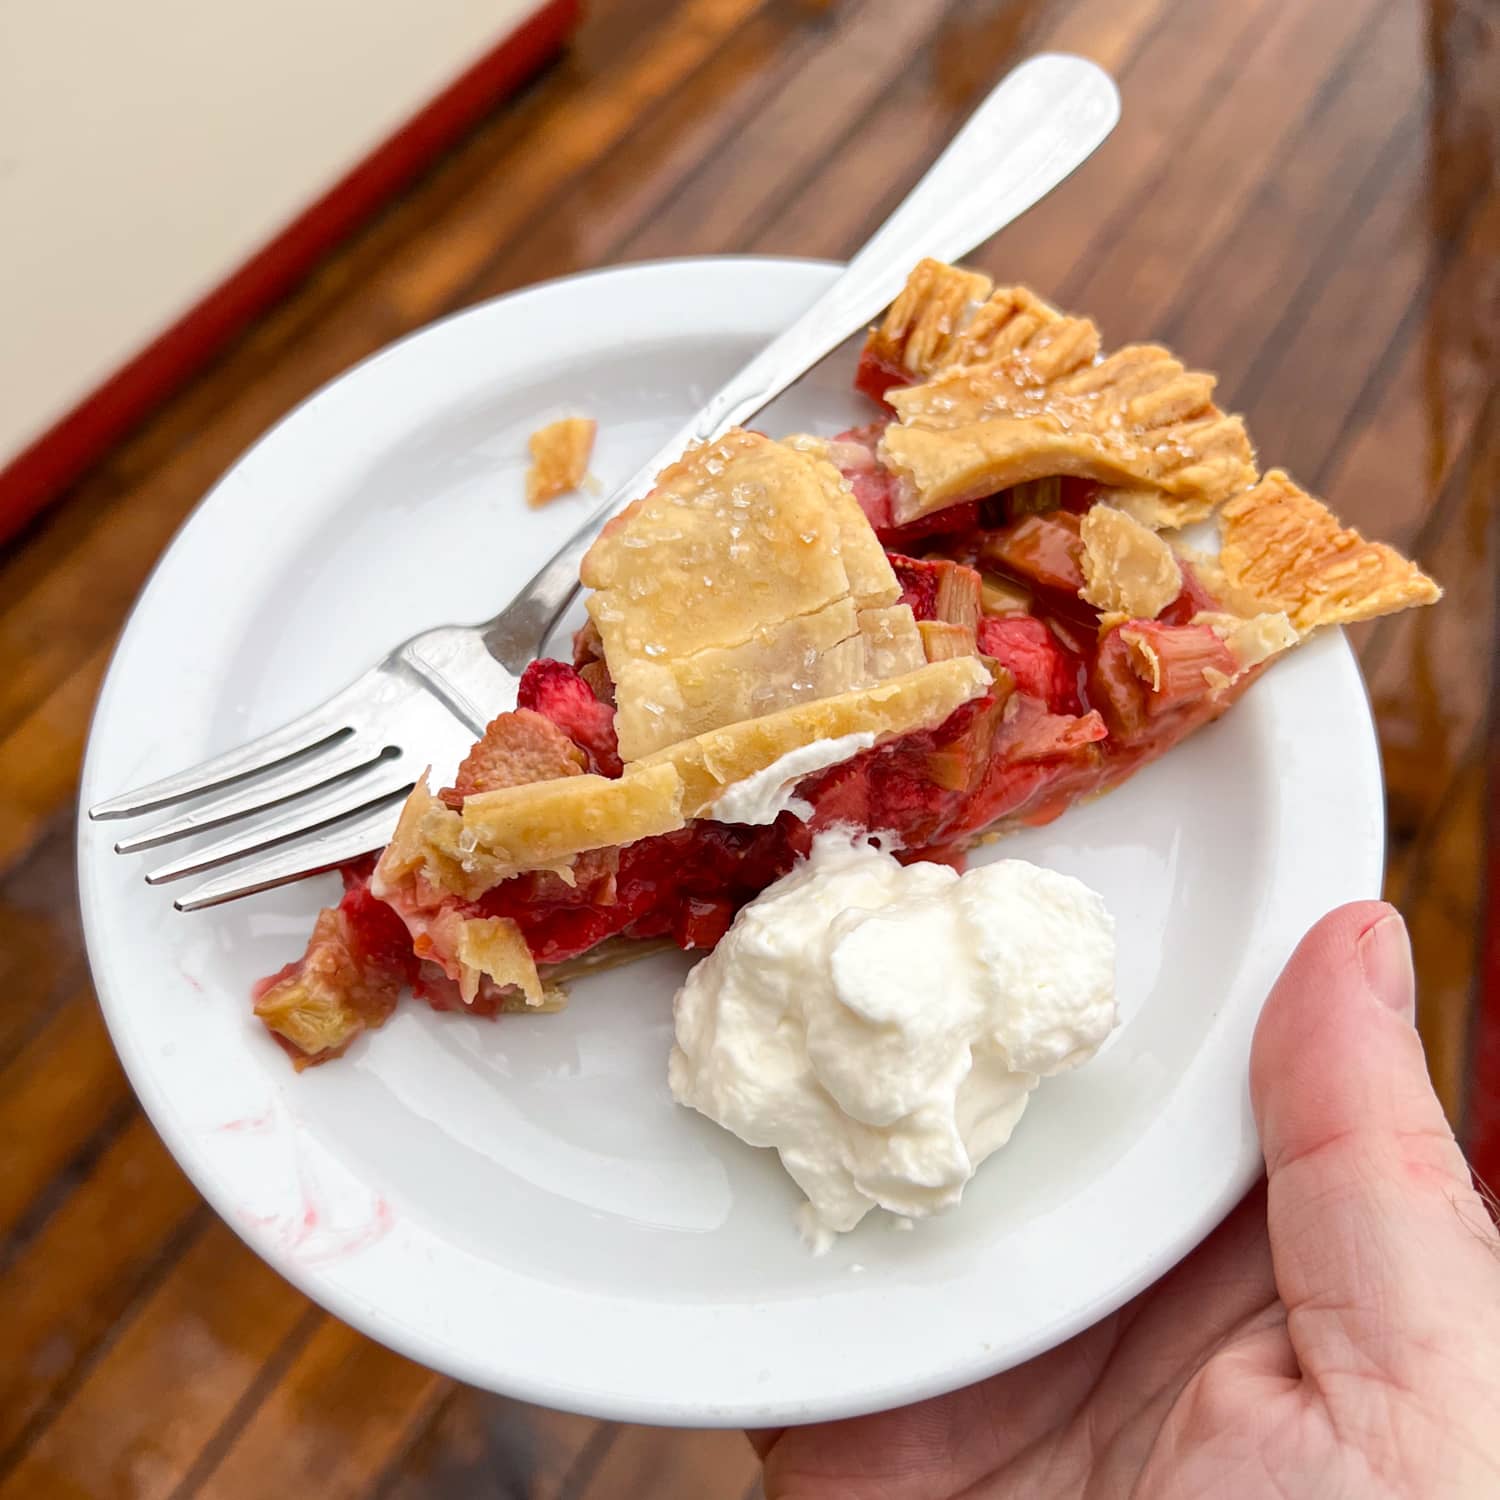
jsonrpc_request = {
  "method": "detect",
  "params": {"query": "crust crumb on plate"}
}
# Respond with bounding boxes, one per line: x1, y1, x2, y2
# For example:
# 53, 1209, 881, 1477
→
526, 416, 596, 506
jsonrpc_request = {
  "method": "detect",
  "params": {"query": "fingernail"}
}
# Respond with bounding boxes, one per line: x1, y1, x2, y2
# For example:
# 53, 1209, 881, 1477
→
1357, 911, 1415, 1022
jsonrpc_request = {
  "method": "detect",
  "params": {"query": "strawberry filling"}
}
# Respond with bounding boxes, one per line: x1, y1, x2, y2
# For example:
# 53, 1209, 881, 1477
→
374, 554, 1245, 987
517, 658, 622, 777
854, 350, 912, 406
256, 369, 1259, 1064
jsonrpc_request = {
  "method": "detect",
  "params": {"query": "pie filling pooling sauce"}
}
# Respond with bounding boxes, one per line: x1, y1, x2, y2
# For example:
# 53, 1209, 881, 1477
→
253, 260, 1441, 1068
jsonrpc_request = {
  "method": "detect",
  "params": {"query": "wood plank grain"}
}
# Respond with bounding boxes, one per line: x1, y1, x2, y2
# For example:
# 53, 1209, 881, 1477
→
0, 820, 91, 1065
451, 0, 845, 301
382, 0, 777, 322
1395, 755, 1486, 1122
960, 0, 1280, 296
1361, 392, 1496, 843
464, 0, 1177, 300
0, 986, 129, 1242
1061, 0, 1390, 324
0, 1223, 311, 1500
1421, 0, 1500, 249
577, 1425, 761, 1500
0, 646, 108, 877
748, 0, 1176, 263
1318, 184, 1500, 543
1360, 385, 1496, 1125
0, 1114, 204, 1461
376, 1390, 607, 1500
190, 1319, 446, 1500
617, 0, 987, 261
1159, 0, 1425, 378
1234, 124, 1428, 487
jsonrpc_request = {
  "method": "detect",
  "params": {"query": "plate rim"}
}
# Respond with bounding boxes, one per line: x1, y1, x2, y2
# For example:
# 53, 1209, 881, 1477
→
77, 255, 1387, 1426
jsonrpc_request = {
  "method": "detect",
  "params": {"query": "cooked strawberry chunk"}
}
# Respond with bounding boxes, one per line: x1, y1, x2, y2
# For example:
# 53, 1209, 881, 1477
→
1156, 558, 1223, 627
890, 555, 941, 619
854, 350, 911, 405
977, 616, 1082, 715
442, 707, 586, 807
1059, 477, 1102, 514
847, 460, 902, 531
878, 504, 984, 551
518, 658, 623, 777
829, 424, 981, 547
671, 895, 738, 950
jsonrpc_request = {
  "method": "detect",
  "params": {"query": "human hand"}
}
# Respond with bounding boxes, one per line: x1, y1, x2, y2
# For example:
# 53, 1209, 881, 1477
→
753, 902, 1500, 1498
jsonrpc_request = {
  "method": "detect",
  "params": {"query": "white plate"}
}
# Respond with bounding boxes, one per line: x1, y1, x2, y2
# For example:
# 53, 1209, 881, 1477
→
79, 258, 1385, 1427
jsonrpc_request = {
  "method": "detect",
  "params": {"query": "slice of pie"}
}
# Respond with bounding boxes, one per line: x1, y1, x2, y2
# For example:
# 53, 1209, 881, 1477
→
254, 260, 1441, 1067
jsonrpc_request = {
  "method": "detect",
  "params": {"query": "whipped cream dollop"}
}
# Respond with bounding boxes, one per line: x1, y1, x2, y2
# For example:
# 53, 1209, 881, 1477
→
709, 733, 875, 826
668, 833, 1117, 1250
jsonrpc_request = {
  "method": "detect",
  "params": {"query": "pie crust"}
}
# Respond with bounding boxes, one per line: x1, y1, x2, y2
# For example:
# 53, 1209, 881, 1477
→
579, 429, 928, 760
449, 913, 550, 1006
1078, 505, 1184, 620
1217, 469, 1442, 630
526, 416, 596, 506
383, 655, 990, 898
255, 258, 1442, 1067
880, 343, 1257, 525
863, 259, 1255, 530
862, 259, 999, 378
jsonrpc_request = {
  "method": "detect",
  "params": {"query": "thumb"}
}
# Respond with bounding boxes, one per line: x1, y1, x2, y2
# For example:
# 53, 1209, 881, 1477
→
1250, 901, 1499, 1380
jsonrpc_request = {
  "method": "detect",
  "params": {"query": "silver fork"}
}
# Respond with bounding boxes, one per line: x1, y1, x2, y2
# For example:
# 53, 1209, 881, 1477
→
89, 52, 1120, 912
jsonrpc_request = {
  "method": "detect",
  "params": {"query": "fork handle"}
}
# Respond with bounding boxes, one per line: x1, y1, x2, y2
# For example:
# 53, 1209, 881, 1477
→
481, 51, 1119, 670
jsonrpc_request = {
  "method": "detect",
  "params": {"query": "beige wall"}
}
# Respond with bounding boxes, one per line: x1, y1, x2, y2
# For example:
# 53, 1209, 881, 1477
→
0, 0, 534, 467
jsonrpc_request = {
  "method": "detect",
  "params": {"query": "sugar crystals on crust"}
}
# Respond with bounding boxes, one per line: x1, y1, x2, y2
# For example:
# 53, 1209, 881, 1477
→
881, 340, 1256, 526
580, 429, 932, 760
867, 263, 1254, 530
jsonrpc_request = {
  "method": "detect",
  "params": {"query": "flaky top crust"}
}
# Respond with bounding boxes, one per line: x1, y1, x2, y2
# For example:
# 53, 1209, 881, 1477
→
1217, 469, 1442, 630
580, 429, 929, 760
381, 656, 991, 899
868, 259, 1256, 528
881, 339, 1256, 525
379, 264, 1440, 915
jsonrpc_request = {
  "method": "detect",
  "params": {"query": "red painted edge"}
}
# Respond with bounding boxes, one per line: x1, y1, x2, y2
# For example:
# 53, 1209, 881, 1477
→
1464, 712, 1500, 1194
0, 0, 581, 545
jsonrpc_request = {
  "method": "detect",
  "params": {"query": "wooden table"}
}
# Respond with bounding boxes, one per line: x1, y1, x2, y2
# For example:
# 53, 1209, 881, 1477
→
1, 0, 1495, 1494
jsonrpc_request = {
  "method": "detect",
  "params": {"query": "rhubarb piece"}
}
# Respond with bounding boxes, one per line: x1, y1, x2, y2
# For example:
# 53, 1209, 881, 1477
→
252, 872, 415, 1068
